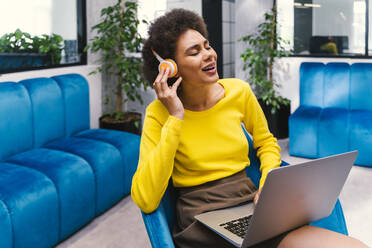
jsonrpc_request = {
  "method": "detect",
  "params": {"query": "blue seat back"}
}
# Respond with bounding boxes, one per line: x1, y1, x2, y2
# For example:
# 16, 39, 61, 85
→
0, 200, 12, 248
323, 63, 350, 109
0, 82, 33, 161
52, 74, 90, 136
300, 62, 325, 107
20, 78, 65, 147
350, 63, 372, 111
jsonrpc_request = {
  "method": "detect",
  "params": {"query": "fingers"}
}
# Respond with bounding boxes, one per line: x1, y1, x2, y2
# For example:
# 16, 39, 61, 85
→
253, 189, 261, 205
153, 67, 171, 97
160, 67, 170, 92
172, 76, 183, 90
153, 68, 164, 94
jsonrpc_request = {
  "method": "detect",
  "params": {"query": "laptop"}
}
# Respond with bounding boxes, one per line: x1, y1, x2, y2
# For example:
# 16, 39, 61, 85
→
194, 151, 358, 247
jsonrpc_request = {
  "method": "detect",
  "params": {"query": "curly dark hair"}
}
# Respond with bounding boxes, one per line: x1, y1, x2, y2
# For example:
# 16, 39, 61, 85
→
142, 8, 208, 86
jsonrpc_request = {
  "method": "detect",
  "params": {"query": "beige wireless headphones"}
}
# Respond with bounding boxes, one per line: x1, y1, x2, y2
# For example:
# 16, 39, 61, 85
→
152, 50, 178, 78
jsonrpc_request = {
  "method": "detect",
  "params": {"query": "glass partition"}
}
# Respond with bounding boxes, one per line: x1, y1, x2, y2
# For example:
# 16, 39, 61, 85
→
278, 0, 369, 57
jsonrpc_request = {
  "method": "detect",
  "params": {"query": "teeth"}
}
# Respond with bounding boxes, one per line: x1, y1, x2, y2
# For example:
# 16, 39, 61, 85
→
203, 65, 214, 71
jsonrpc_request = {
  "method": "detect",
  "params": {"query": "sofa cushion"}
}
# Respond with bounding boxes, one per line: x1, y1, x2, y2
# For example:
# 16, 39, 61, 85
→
7, 148, 96, 240
20, 78, 65, 147
349, 110, 372, 166
323, 63, 350, 108
52, 74, 90, 136
0, 162, 59, 248
76, 129, 140, 194
0, 82, 33, 161
318, 108, 350, 157
350, 63, 372, 111
0, 200, 12, 248
289, 106, 322, 158
300, 62, 325, 107
44, 137, 124, 214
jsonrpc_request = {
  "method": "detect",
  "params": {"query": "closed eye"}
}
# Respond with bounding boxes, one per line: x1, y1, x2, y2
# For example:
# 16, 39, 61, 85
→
185, 39, 211, 56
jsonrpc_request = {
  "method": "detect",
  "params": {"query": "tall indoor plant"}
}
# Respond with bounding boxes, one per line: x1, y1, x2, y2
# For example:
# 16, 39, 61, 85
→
85, 0, 147, 135
240, 2, 291, 138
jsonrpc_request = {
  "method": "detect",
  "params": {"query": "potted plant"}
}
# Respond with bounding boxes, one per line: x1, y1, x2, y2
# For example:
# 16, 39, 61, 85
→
85, 0, 147, 135
239, 2, 291, 139
0, 29, 63, 72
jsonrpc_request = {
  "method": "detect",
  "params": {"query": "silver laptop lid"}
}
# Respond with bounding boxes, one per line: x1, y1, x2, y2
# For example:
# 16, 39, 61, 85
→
242, 151, 358, 247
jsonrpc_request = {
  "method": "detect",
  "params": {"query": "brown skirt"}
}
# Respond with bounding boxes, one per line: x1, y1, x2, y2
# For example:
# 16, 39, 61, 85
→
172, 170, 288, 248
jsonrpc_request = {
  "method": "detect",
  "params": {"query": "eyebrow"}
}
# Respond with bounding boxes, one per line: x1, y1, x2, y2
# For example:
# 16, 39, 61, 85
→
185, 39, 209, 54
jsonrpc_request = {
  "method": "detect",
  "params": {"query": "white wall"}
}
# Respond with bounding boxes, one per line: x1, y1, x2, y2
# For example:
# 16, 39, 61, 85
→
167, 0, 202, 15
0, 0, 53, 36
138, 0, 167, 38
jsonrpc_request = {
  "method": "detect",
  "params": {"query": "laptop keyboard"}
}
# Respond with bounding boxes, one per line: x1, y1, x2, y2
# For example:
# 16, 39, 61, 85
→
219, 215, 253, 238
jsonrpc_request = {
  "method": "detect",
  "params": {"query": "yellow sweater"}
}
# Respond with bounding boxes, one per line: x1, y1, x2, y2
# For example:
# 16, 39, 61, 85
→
131, 78, 281, 213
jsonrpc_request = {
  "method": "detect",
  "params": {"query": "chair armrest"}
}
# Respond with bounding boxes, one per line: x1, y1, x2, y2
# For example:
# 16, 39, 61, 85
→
141, 204, 175, 248
310, 199, 348, 235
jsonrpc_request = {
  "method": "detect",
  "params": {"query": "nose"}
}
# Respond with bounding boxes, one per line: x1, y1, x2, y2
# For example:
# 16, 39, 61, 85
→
202, 47, 215, 61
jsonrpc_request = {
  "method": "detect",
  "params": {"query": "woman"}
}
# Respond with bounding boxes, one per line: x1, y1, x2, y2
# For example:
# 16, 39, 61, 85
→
131, 8, 367, 248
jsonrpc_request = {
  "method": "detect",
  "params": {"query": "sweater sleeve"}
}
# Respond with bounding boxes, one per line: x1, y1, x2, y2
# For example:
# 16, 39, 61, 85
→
242, 84, 281, 189
131, 109, 183, 213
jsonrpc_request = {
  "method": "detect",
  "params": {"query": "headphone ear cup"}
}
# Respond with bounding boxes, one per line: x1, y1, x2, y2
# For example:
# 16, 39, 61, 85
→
158, 59, 178, 78
165, 59, 178, 78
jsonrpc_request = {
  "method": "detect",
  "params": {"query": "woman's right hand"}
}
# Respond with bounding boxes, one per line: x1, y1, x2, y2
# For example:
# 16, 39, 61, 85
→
153, 67, 184, 120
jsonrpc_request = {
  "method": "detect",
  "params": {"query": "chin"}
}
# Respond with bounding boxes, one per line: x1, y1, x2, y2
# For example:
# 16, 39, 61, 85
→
208, 72, 219, 83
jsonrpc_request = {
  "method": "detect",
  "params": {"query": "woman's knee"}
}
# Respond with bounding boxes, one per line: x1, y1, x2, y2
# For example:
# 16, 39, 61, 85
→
277, 225, 368, 248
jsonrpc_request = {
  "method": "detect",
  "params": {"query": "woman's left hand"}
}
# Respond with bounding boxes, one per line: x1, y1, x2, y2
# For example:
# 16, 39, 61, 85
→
254, 189, 261, 205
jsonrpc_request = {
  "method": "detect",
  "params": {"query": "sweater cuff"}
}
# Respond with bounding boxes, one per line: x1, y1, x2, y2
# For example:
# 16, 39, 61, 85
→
259, 168, 271, 189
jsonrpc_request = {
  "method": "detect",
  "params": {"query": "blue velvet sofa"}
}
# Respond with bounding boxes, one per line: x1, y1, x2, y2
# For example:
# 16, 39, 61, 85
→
0, 74, 140, 248
289, 62, 372, 166
141, 131, 348, 248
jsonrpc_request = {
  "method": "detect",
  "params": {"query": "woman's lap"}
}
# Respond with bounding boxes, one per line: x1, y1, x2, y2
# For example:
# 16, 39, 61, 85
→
172, 170, 289, 248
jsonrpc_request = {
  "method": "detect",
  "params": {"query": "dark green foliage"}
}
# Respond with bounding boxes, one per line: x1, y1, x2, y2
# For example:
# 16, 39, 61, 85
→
240, 8, 291, 114
85, 0, 147, 117
0, 29, 63, 65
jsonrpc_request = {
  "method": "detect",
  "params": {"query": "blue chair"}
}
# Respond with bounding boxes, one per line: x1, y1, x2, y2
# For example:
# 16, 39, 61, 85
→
140, 132, 349, 247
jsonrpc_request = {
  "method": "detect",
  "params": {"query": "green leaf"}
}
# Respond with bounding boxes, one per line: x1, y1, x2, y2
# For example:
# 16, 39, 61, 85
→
239, 6, 291, 111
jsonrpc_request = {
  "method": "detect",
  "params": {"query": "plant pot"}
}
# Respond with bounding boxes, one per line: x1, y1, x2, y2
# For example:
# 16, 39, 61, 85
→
0, 53, 50, 73
99, 112, 142, 135
258, 99, 290, 139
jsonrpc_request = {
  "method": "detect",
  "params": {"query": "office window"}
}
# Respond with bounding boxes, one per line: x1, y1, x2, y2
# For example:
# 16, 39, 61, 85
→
278, 0, 371, 57
0, 0, 86, 74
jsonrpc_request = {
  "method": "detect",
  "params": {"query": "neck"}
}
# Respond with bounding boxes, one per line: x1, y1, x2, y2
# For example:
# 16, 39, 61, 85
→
180, 81, 224, 111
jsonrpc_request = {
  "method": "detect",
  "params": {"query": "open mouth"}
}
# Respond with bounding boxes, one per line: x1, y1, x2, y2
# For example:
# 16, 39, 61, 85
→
202, 63, 216, 72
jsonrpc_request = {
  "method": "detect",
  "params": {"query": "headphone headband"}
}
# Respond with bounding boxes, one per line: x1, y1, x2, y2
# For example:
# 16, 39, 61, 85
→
152, 50, 164, 62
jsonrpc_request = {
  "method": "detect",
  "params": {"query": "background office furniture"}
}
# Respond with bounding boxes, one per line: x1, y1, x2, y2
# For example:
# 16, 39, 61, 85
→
309, 36, 348, 55
141, 132, 349, 248
289, 62, 372, 166
0, 74, 140, 248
